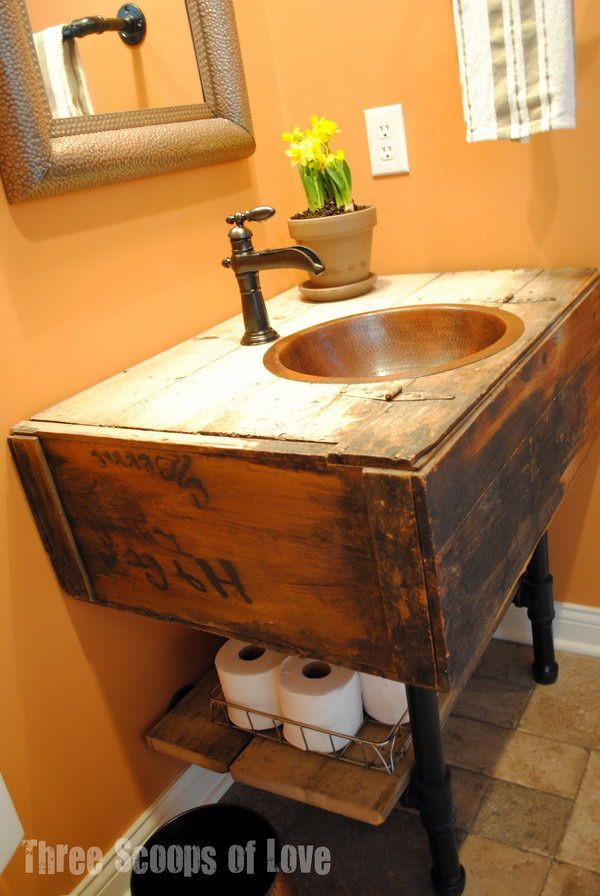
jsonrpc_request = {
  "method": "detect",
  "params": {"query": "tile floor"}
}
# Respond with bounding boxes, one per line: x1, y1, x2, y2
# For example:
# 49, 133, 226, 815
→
220, 640, 600, 895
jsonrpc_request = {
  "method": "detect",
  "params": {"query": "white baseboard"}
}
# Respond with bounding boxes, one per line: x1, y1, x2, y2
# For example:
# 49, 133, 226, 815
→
494, 599, 600, 656
70, 766, 233, 896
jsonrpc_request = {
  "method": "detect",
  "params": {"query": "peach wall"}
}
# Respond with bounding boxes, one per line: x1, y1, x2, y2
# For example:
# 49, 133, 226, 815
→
266, 0, 600, 270
1, 2, 599, 894
0, 2, 295, 894
264, 0, 600, 608
27, 0, 203, 113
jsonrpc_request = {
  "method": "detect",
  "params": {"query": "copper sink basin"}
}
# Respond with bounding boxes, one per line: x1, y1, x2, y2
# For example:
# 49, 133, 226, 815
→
263, 304, 524, 384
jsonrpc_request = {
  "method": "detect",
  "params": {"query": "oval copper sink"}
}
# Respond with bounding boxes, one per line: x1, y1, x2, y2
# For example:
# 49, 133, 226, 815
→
263, 304, 524, 384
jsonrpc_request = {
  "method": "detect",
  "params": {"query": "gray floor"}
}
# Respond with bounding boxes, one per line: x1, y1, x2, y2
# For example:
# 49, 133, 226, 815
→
220, 640, 600, 895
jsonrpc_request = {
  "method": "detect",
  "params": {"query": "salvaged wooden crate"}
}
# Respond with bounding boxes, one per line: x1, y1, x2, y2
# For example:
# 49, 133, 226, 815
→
10, 269, 600, 696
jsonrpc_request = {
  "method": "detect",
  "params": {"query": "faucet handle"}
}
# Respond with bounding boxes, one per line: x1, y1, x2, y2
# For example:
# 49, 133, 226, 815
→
226, 206, 276, 226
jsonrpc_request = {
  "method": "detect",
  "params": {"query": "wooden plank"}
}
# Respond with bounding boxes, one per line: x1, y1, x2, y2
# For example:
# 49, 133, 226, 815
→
121, 350, 366, 444
233, 738, 327, 807
31, 269, 595, 462
230, 690, 458, 825
39, 434, 396, 677
330, 269, 597, 468
408, 268, 542, 304
230, 734, 410, 826
81, 275, 440, 443
416, 275, 600, 555
146, 667, 250, 773
33, 329, 242, 428
62, 330, 376, 445
508, 267, 597, 302
363, 470, 438, 688
530, 342, 600, 523
197, 376, 362, 445
427, 337, 600, 690
32, 287, 321, 429
144, 275, 436, 443
33, 272, 439, 435
103, 347, 306, 434
8, 435, 93, 600
12, 419, 331, 468
254, 277, 437, 448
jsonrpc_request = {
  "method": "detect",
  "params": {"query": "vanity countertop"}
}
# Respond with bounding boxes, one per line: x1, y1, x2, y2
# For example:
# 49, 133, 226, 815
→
10, 268, 600, 695
20, 267, 600, 470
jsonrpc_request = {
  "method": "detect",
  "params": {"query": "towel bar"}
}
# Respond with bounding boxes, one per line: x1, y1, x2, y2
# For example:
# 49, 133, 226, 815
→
62, 4, 146, 46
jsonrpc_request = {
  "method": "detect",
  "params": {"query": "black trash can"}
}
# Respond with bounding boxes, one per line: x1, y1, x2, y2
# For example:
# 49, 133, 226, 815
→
130, 803, 296, 895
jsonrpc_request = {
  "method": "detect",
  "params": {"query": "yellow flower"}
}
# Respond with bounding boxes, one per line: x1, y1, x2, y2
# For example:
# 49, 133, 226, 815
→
285, 145, 303, 166
309, 116, 339, 143
281, 127, 304, 144
325, 149, 345, 167
285, 135, 326, 167
282, 117, 350, 212
308, 136, 327, 166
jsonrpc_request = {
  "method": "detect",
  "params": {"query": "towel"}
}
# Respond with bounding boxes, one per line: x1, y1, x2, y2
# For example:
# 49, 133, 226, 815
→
452, 0, 576, 142
33, 25, 94, 118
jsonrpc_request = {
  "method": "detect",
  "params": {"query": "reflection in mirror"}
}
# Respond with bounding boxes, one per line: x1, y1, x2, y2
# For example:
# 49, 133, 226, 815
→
26, 0, 204, 118
0, 0, 254, 201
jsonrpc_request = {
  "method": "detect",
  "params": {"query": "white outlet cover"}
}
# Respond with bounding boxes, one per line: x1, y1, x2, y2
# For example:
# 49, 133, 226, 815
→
0, 773, 24, 873
364, 104, 409, 177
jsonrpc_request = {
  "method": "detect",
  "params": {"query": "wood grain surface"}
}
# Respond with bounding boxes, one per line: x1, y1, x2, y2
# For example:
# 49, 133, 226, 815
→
230, 689, 459, 825
146, 668, 250, 773
35, 433, 395, 677
8, 435, 93, 600
147, 665, 459, 826
10, 269, 600, 693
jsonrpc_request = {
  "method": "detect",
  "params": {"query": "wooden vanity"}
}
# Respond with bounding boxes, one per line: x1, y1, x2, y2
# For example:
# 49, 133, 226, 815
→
10, 268, 600, 893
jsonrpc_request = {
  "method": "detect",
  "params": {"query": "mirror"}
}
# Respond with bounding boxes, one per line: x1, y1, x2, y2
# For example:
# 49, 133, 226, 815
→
26, 1, 205, 117
0, 0, 254, 202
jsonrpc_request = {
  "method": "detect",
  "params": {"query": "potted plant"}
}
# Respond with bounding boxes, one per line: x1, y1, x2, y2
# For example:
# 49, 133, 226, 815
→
282, 116, 377, 300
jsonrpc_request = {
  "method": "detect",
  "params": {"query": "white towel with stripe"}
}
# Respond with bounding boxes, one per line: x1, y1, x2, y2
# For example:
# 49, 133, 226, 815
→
33, 25, 94, 119
452, 0, 576, 142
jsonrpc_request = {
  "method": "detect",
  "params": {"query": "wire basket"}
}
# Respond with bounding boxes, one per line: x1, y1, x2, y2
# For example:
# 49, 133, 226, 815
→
209, 684, 413, 774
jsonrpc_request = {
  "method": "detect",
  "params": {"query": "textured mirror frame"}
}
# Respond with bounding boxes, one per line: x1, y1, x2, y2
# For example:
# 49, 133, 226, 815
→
0, 0, 254, 202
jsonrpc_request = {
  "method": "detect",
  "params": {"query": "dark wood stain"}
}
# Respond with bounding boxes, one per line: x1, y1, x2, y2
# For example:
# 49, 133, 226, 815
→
8, 270, 600, 694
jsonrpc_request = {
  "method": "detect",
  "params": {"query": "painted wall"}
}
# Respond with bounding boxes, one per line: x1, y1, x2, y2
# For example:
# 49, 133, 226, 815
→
1, 1, 599, 894
0, 3, 295, 894
264, 0, 600, 608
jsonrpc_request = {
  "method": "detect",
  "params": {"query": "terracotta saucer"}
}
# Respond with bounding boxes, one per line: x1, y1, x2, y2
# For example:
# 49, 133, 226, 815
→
298, 272, 378, 302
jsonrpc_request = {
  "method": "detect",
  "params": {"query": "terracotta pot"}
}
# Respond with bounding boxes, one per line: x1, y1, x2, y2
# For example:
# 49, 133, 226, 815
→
287, 205, 377, 291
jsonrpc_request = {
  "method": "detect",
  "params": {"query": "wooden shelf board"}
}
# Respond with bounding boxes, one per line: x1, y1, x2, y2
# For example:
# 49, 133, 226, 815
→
230, 690, 457, 826
146, 668, 251, 774
147, 665, 459, 826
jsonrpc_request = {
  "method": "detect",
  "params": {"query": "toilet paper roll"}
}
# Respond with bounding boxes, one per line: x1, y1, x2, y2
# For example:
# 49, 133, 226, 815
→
215, 639, 284, 731
359, 672, 408, 726
278, 658, 364, 753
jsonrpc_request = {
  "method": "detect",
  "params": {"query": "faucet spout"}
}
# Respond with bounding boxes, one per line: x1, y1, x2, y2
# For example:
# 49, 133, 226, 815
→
230, 246, 325, 277
222, 205, 326, 346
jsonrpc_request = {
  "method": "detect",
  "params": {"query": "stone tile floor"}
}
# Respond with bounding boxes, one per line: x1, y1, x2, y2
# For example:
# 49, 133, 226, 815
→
220, 640, 600, 895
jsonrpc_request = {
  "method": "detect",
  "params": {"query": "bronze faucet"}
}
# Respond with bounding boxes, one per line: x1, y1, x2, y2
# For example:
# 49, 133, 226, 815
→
222, 206, 325, 345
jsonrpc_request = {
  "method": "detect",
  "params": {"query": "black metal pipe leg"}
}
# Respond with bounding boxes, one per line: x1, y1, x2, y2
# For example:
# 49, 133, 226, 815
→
516, 533, 559, 685
402, 686, 466, 896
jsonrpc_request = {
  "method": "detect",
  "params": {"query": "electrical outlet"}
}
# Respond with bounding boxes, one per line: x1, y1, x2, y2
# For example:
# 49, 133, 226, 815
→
364, 104, 409, 177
